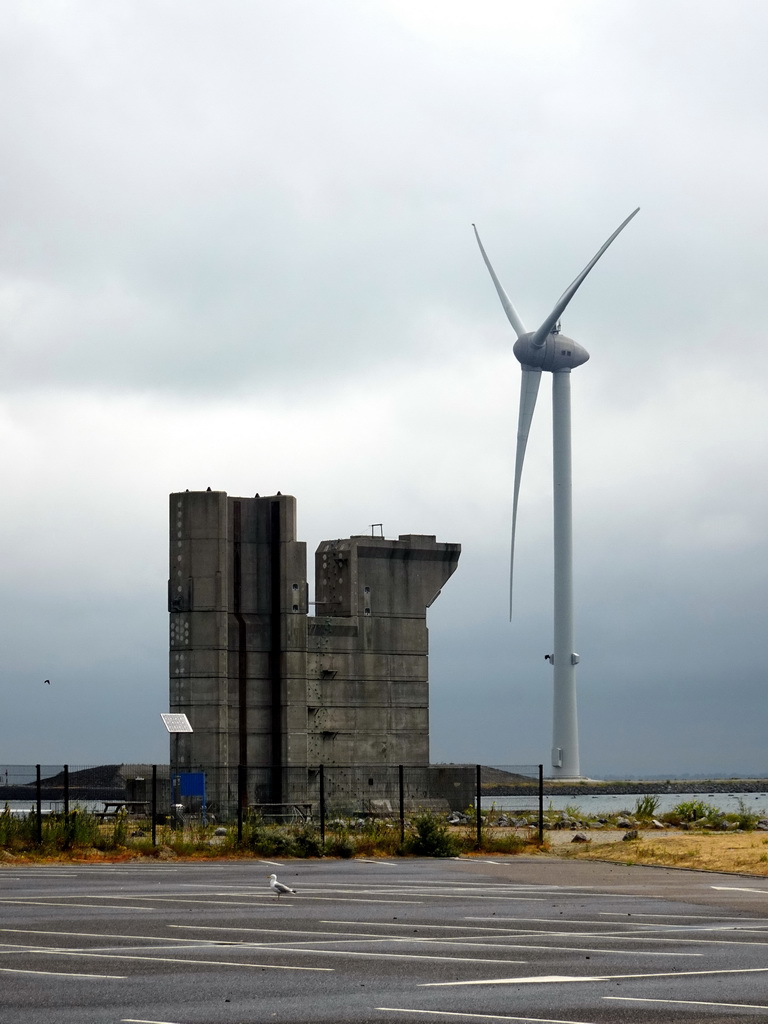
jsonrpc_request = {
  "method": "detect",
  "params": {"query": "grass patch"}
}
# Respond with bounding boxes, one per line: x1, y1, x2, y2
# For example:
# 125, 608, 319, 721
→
556, 830, 768, 874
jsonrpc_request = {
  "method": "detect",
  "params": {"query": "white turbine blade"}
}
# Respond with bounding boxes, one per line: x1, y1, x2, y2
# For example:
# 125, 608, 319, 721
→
530, 207, 639, 347
510, 366, 542, 618
473, 224, 527, 338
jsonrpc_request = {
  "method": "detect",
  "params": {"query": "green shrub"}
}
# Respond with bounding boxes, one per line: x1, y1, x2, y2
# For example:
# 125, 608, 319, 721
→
111, 811, 129, 848
63, 809, 101, 849
325, 823, 355, 858
228, 814, 323, 858
667, 800, 720, 825
634, 795, 660, 819
733, 798, 760, 831
292, 824, 323, 858
403, 812, 460, 858
0, 805, 29, 848
351, 818, 401, 857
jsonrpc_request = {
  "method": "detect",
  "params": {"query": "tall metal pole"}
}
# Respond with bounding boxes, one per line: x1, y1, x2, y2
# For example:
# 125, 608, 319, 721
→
551, 370, 580, 779
151, 764, 157, 847
35, 764, 42, 844
537, 764, 544, 843
475, 764, 482, 848
319, 765, 326, 853
398, 765, 405, 847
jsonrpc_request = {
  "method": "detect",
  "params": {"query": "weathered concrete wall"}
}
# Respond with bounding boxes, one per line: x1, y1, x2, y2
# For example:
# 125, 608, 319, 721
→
169, 491, 459, 809
308, 535, 460, 766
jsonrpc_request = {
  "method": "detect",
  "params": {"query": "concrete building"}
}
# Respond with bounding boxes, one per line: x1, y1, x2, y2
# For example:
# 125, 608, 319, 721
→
168, 490, 460, 811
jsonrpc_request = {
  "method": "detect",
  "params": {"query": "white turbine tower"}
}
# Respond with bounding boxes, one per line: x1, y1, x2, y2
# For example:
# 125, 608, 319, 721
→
473, 209, 639, 780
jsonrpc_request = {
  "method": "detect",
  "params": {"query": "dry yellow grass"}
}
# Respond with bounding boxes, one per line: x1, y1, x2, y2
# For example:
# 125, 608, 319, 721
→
555, 829, 768, 875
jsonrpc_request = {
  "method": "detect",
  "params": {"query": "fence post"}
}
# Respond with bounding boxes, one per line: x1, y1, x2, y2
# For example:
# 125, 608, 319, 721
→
63, 764, 69, 821
538, 764, 544, 843
237, 765, 245, 843
475, 764, 482, 849
319, 765, 326, 853
35, 764, 42, 844
398, 765, 405, 847
151, 765, 157, 847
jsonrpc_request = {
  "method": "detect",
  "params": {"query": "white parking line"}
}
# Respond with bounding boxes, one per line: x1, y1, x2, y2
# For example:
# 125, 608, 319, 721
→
600, 911, 768, 921
464, 921, 768, 948
26, 948, 333, 971
225, 943, 527, 966
712, 886, 768, 894
377, 1008, 598, 1023
0, 965, 125, 979
122, 1019, 185, 1023
604, 995, 768, 1009
329, 920, 521, 931
425, 939, 697, 957
277, 895, 425, 904
0, 899, 153, 911
0, 927, 243, 945
169, 924, 697, 957
0, 894, 272, 908
425, 966, 768, 986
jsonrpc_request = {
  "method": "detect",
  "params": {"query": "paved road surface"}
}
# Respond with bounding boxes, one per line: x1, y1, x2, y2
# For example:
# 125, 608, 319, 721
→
3, 855, 768, 1023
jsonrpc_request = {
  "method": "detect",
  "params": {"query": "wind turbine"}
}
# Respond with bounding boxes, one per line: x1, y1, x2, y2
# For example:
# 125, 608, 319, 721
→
473, 209, 639, 779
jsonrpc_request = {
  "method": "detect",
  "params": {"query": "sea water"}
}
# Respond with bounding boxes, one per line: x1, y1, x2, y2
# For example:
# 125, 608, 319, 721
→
481, 792, 768, 816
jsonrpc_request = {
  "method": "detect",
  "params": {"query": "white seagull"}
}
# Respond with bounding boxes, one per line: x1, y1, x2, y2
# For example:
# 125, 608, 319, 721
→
268, 873, 297, 899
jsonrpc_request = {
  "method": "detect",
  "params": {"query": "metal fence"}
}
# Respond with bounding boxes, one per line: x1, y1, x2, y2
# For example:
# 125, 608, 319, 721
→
1, 762, 544, 845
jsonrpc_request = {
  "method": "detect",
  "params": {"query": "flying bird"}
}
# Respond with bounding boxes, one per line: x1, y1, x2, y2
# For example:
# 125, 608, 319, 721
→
268, 873, 297, 899
43, 679, 51, 685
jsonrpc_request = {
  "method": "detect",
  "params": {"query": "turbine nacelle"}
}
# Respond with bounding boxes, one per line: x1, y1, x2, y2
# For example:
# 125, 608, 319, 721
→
513, 332, 590, 373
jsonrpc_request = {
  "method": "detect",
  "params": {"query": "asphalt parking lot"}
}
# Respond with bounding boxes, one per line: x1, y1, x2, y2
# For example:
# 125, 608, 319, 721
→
3, 854, 768, 1023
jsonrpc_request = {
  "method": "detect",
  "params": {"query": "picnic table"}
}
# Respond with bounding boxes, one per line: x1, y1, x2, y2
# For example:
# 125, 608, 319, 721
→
96, 801, 149, 820
248, 803, 312, 822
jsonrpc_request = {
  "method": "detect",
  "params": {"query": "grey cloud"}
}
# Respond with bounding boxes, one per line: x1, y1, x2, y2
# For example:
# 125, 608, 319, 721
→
1, 1, 767, 775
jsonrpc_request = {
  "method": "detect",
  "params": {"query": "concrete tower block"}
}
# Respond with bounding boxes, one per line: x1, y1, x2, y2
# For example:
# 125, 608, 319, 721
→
169, 491, 229, 770
169, 490, 460, 812
309, 534, 460, 766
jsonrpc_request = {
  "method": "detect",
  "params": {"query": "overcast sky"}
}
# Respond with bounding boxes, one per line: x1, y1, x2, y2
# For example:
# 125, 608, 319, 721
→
2, 0, 766, 778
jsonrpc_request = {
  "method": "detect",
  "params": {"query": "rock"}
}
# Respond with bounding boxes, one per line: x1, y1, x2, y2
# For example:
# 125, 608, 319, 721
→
616, 818, 632, 828
756, 820, 768, 831
622, 829, 639, 841
571, 832, 590, 843
651, 819, 666, 829
214, 827, 227, 836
